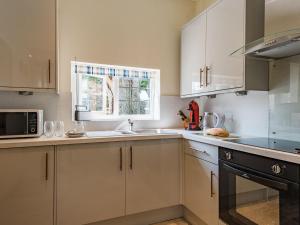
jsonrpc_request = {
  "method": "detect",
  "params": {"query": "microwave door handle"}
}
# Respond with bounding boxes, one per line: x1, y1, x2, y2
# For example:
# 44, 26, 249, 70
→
222, 163, 288, 191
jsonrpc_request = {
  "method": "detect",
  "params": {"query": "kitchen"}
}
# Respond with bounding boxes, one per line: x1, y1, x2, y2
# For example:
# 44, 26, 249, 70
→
0, 0, 300, 225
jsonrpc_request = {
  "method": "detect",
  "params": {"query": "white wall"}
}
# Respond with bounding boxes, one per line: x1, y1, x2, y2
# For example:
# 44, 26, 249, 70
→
58, 0, 195, 96
265, 0, 300, 35
194, 0, 216, 14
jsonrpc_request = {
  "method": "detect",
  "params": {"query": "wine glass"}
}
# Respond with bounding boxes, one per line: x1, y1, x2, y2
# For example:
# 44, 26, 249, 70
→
54, 121, 65, 137
44, 121, 54, 138
74, 121, 85, 133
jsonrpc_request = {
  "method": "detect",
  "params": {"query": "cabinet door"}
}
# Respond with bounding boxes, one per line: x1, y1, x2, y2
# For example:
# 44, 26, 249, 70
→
205, 0, 245, 92
0, 146, 54, 225
57, 143, 125, 225
184, 154, 218, 225
126, 139, 180, 215
0, 0, 56, 90
181, 13, 207, 96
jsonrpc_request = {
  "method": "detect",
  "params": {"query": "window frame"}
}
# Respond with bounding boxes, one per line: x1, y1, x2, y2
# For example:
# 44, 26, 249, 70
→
71, 62, 160, 121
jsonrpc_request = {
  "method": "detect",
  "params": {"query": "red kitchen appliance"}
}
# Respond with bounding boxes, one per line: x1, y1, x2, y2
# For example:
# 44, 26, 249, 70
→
187, 100, 201, 130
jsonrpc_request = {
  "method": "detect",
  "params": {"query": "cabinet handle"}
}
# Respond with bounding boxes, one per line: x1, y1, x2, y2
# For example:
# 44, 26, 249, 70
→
45, 152, 49, 181
189, 147, 207, 154
130, 146, 133, 170
119, 147, 123, 171
48, 59, 51, 84
205, 66, 210, 87
200, 68, 204, 87
210, 171, 215, 198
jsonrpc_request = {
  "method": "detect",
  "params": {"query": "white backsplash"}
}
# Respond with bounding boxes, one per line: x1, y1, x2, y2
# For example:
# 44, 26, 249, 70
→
269, 56, 300, 141
0, 92, 189, 131
196, 91, 269, 137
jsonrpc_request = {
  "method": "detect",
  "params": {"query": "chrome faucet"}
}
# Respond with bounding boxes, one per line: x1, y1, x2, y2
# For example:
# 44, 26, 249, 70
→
128, 119, 134, 131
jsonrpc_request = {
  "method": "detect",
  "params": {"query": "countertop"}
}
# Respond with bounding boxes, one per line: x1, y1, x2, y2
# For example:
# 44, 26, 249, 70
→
182, 132, 300, 164
0, 132, 182, 149
0, 129, 300, 164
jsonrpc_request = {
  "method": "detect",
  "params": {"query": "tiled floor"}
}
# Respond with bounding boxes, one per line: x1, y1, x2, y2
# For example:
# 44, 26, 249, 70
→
152, 218, 190, 225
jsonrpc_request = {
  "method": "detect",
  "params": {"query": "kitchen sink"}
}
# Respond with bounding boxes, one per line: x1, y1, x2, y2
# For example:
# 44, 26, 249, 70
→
133, 129, 179, 135
133, 129, 159, 134
86, 129, 179, 137
86, 131, 126, 137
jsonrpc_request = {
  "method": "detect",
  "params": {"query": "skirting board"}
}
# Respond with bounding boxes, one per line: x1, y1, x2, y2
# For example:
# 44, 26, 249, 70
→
184, 208, 227, 225
183, 208, 206, 225
87, 205, 183, 225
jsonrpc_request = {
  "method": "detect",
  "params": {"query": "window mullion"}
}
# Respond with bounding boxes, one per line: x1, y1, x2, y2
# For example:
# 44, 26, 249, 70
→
130, 80, 133, 115
114, 77, 119, 118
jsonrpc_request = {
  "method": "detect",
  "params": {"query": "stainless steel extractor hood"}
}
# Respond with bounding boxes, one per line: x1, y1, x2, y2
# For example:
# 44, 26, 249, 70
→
231, 28, 300, 60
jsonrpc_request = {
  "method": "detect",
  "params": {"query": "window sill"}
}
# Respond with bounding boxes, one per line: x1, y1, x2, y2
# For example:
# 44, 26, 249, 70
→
75, 111, 160, 122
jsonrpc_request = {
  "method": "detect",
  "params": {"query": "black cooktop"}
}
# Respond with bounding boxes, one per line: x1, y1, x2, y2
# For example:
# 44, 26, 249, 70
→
225, 138, 300, 154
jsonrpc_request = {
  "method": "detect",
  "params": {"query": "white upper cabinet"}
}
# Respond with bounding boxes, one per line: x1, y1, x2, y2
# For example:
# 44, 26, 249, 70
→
0, 0, 56, 91
205, 0, 245, 92
180, 0, 268, 97
181, 13, 207, 96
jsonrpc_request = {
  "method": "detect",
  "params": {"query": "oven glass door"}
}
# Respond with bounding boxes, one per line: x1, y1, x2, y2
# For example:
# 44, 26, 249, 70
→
0, 112, 28, 135
220, 162, 299, 225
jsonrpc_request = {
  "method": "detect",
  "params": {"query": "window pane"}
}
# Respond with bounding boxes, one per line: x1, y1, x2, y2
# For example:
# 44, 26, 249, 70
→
104, 76, 114, 115
80, 75, 104, 112
118, 78, 151, 116
119, 101, 130, 114
119, 87, 130, 101
140, 101, 150, 114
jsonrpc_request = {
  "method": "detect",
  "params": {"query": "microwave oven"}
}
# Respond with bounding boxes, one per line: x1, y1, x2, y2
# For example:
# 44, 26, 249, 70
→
0, 109, 43, 139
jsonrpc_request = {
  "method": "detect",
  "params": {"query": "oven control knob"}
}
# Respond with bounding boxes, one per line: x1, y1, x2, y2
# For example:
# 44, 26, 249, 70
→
225, 152, 232, 160
271, 164, 282, 174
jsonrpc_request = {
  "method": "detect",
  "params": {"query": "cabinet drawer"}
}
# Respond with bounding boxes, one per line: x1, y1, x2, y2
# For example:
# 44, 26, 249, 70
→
185, 140, 218, 165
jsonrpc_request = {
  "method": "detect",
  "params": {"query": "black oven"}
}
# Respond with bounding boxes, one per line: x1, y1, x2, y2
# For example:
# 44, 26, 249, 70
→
219, 147, 300, 225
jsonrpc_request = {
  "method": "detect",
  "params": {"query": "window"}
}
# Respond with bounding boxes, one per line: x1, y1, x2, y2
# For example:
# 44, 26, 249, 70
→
72, 61, 160, 121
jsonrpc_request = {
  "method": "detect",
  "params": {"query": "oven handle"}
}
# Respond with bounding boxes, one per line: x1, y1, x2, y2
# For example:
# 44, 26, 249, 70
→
222, 163, 288, 191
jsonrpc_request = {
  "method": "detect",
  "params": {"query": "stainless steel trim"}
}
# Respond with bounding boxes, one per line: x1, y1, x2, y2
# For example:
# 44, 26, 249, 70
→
210, 171, 215, 197
0, 134, 42, 139
130, 146, 133, 170
189, 147, 207, 154
205, 66, 210, 86
48, 59, 51, 83
0, 109, 42, 112
200, 68, 204, 87
45, 152, 49, 181
120, 147, 123, 171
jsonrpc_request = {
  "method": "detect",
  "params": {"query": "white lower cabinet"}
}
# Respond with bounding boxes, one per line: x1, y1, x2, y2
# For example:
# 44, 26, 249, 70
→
56, 142, 126, 225
126, 139, 181, 214
57, 139, 181, 225
0, 146, 54, 225
184, 141, 219, 225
